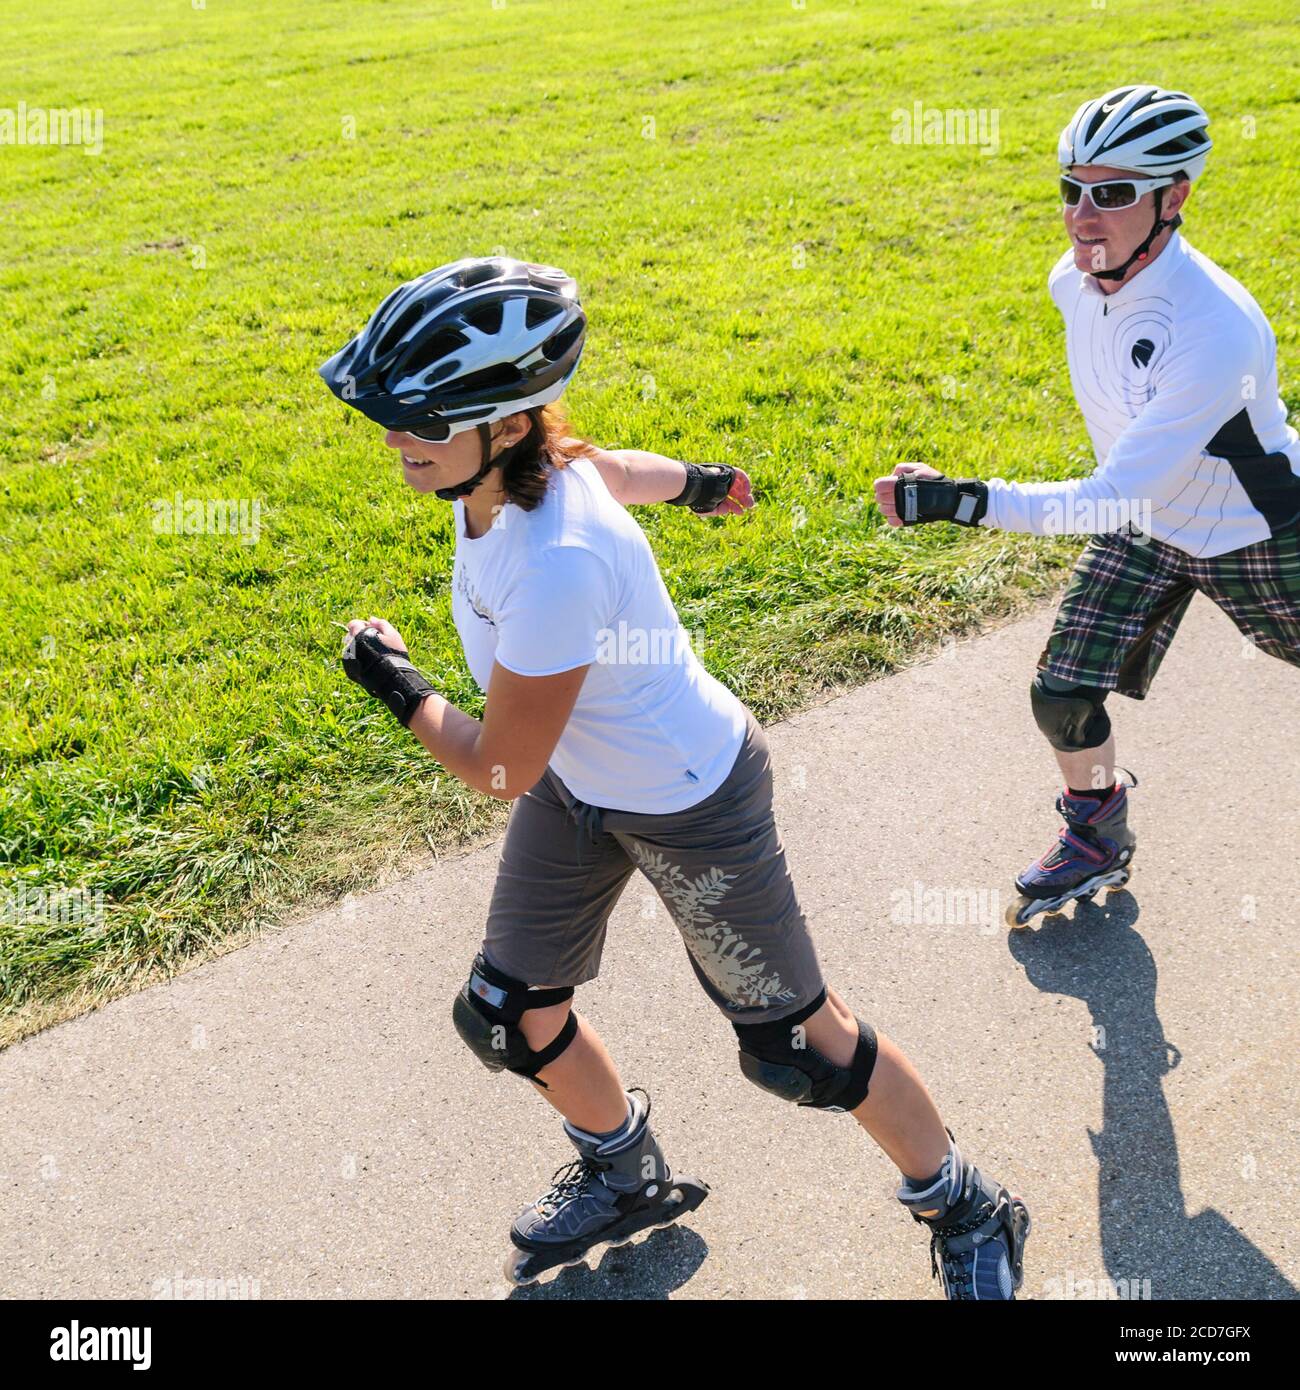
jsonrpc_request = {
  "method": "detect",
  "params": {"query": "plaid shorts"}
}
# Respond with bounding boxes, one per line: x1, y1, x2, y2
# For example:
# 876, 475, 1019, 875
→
1039, 522, 1300, 699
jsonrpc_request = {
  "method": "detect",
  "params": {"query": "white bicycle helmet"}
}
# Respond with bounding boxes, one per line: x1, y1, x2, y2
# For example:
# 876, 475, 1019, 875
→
1059, 84, 1211, 181
1058, 85, 1210, 280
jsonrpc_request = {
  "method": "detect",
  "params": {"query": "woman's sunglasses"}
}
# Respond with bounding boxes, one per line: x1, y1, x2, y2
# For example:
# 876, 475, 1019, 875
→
405, 418, 454, 442
1060, 173, 1175, 211
403, 416, 486, 442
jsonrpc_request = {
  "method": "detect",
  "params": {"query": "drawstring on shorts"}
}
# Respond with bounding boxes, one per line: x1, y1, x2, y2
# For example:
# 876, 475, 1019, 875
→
564, 796, 606, 864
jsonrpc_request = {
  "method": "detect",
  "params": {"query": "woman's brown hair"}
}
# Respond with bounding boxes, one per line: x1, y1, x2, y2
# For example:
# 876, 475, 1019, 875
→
492, 401, 598, 511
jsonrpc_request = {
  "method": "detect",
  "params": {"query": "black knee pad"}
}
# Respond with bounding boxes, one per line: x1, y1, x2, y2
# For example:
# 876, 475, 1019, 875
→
452, 951, 578, 1090
1030, 673, 1112, 752
733, 989, 878, 1113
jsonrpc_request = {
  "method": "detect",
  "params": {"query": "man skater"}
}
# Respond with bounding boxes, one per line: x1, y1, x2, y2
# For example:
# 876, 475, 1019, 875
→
876, 84, 1300, 926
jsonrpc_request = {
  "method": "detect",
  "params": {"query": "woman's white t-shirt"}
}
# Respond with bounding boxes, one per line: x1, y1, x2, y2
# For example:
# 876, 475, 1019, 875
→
450, 455, 747, 813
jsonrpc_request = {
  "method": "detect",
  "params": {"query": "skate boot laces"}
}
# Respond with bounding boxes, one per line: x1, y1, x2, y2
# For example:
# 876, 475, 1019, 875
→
898, 1135, 1028, 1301
540, 1087, 657, 1216
926, 1188, 1020, 1300
535, 1155, 609, 1215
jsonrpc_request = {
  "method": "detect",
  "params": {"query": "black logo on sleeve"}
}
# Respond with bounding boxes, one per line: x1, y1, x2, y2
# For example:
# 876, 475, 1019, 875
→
1130, 338, 1155, 368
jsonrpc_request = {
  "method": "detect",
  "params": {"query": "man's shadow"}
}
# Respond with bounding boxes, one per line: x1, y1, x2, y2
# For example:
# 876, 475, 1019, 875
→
1008, 893, 1295, 1299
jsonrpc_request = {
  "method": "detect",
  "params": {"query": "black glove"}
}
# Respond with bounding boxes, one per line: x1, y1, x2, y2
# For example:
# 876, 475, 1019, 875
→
894, 472, 988, 527
668, 462, 735, 514
341, 626, 435, 727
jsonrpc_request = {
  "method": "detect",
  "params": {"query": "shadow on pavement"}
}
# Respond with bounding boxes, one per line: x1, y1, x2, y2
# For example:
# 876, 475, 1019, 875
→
1007, 892, 1297, 1300
506, 1224, 710, 1300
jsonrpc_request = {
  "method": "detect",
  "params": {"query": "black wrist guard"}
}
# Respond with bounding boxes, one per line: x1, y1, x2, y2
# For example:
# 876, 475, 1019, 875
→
342, 626, 435, 728
895, 473, 989, 527
668, 462, 735, 514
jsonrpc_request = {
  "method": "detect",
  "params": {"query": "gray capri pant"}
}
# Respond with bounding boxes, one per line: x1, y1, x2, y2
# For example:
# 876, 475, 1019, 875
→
480, 708, 826, 1027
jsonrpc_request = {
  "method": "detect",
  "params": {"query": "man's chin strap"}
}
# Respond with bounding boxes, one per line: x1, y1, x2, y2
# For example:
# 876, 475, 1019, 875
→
1091, 187, 1182, 283
434, 423, 498, 502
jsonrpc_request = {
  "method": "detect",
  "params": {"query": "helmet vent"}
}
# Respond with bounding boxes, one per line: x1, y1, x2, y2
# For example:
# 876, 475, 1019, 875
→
423, 359, 462, 386
541, 320, 582, 362
525, 297, 561, 330
376, 303, 427, 359
456, 363, 524, 394
1085, 89, 1134, 142
405, 328, 469, 375
461, 260, 502, 289
1154, 130, 1207, 156
463, 302, 504, 336
1125, 114, 1168, 143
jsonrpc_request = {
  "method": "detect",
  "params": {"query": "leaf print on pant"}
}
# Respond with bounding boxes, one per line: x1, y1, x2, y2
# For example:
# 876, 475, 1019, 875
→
628, 843, 797, 1009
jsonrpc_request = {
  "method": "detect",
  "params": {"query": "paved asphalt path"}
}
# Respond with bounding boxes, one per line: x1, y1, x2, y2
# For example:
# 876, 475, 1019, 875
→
2, 593, 1296, 1301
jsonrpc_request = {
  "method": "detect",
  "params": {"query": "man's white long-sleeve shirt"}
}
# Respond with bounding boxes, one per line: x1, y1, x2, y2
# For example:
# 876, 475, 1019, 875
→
982, 232, 1300, 558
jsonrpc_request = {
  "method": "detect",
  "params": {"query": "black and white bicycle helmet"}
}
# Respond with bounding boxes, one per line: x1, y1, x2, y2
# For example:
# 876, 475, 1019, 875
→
1058, 84, 1211, 181
318, 256, 586, 438
1058, 85, 1211, 281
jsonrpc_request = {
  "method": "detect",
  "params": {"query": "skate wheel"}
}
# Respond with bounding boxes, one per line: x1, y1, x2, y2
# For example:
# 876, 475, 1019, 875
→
504, 1247, 537, 1287
503, 1246, 587, 1287
1004, 895, 1036, 929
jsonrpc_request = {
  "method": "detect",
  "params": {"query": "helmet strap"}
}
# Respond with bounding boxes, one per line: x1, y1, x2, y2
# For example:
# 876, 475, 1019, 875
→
434, 423, 499, 502
1091, 186, 1182, 283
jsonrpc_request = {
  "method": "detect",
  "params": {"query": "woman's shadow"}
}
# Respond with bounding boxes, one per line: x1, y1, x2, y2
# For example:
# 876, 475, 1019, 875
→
1007, 892, 1295, 1299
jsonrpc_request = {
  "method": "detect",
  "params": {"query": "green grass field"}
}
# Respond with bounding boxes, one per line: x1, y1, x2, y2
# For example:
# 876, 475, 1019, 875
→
2, 0, 1297, 1041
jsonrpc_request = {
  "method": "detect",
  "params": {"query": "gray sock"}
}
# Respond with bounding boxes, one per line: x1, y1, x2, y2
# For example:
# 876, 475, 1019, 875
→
569, 1095, 634, 1145
896, 1136, 962, 1219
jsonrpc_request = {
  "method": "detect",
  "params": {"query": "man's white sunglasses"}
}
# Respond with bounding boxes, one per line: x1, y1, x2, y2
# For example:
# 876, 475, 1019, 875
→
1060, 173, 1175, 212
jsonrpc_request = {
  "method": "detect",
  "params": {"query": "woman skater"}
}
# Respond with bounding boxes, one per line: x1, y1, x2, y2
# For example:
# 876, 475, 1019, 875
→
318, 256, 1030, 1299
